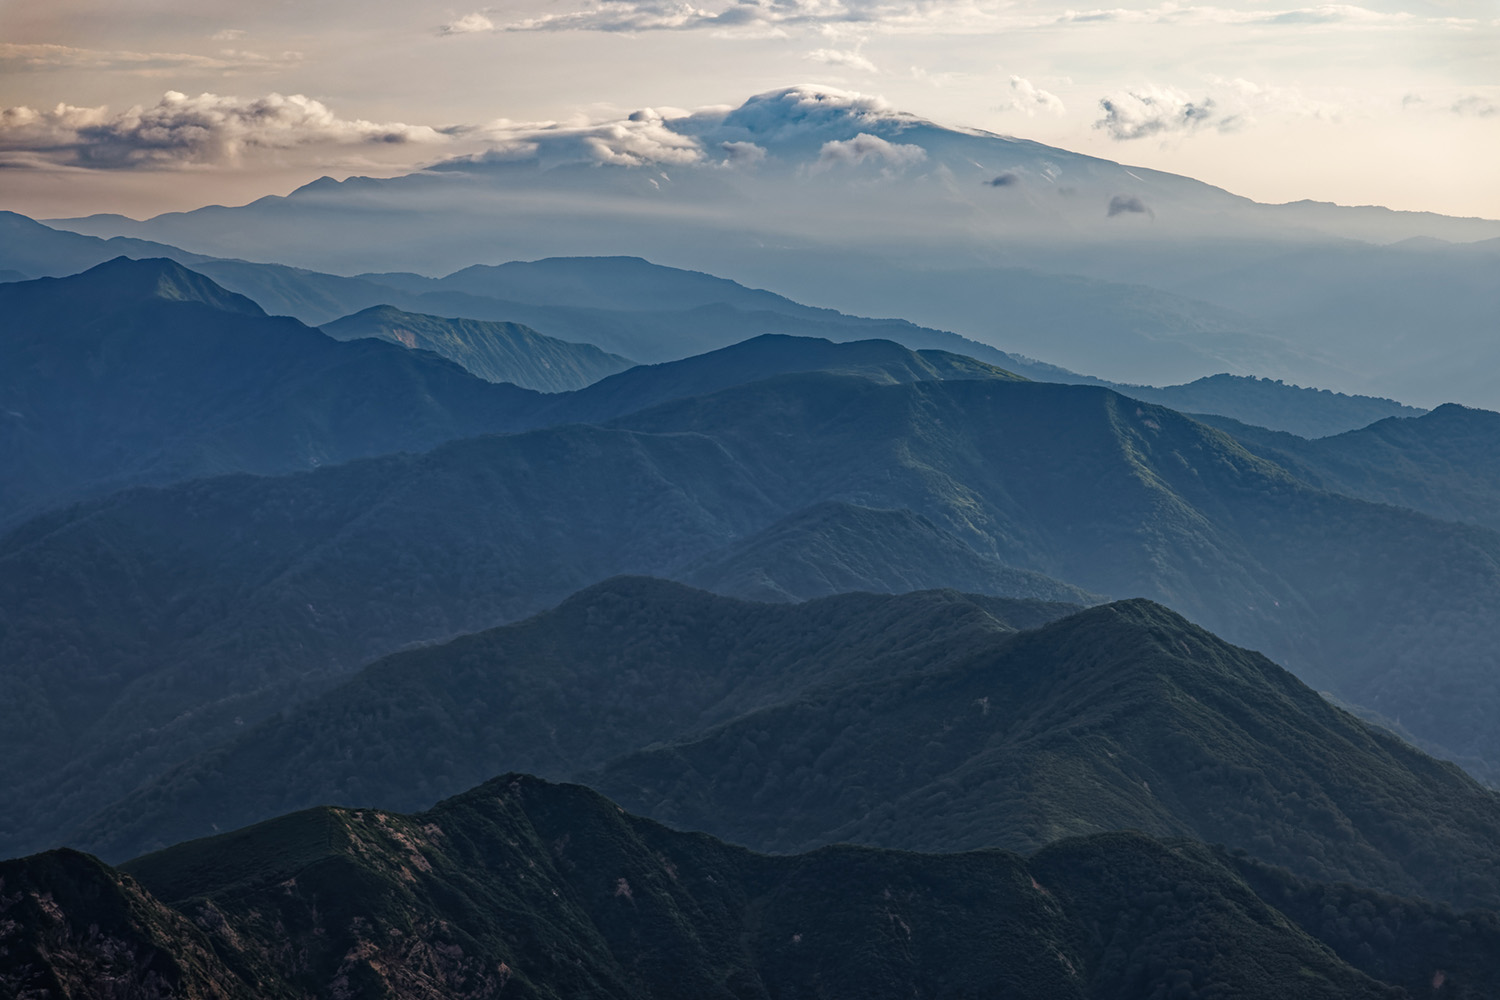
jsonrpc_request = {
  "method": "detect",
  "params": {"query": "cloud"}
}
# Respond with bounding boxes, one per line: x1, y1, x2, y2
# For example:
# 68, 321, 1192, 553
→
984, 172, 1020, 187
0, 91, 452, 170
1452, 95, 1498, 118
1002, 75, 1066, 116
0, 42, 302, 76
441, 12, 497, 34
814, 131, 925, 169
1095, 86, 1237, 140
1107, 194, 1153, 217
806, 47, 878, 72
459, 107, 707, 168
210, 29, 247, 41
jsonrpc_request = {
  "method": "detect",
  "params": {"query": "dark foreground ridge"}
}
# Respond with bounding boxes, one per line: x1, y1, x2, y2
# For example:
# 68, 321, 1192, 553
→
5, 775, 1500, 999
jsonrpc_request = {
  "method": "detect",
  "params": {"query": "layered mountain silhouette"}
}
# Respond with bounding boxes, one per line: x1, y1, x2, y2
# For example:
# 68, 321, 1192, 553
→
3, 212, 1427, 435
0, 259, 1040, 526
6, 775, 1499, 999
6, 364, 1500, 858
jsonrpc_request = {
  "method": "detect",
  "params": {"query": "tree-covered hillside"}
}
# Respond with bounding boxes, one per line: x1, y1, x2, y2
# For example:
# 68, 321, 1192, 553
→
7, 372, 1500, 858
71, 579, 1078, 860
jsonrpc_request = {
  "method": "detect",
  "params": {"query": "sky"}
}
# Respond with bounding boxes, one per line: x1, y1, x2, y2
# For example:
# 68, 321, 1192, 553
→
1, 0, 1497, 221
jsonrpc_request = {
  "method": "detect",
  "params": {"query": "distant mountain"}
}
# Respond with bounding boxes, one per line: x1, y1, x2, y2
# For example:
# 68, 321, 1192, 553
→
205, 253, 1082, 370
0, 210, 214, 278
1116, 373, 1425, 438
9, 373, 1500, 858
42, 87, 1500, 405
0, 211, 1434, 433
1199, 404, 1500, 532
321, 305, 635, 392
0, 257, 540, 526
74, 579, 1079, 860
592, 597, 1500, 910
10, 776, 1499, 998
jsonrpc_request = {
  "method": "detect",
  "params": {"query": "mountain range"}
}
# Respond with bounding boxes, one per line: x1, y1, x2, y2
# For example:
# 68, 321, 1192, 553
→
1, 216, 1428, 438
37, 87, 1500, 406
6, 345, 1500, 856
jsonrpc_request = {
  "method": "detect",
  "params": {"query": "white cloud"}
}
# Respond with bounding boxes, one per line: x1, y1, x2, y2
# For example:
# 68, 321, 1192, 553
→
814, 131, 925, 169
210, 29, 247, 41
441, 12, 497, 34
806, 47, 879, 72
0, 42, 301, 76
1094, 86, 1234, 140
1003, 75, 1066, 116
0, 91, 453, 170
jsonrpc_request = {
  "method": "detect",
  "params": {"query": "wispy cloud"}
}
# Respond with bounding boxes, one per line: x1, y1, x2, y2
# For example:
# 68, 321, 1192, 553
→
1107, 193, 1153, 217
1452, 95, 1498, 118
0, 42, 301, 76
806, 47, 879, 72
447, 0, 902, 34
0, 91, 452, 170
441, 12, 498, 34
441, 0, 1467, 36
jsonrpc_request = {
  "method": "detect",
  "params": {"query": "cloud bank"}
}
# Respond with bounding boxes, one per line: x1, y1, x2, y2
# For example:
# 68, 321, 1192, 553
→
0, 91, 451, 170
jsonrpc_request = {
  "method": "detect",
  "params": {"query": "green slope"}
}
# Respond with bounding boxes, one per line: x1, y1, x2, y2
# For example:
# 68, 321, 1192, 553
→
321, 304, 636, 392
591, 598, 1500, 909
12, 775, 1490, 999
73, 579, 1077, 860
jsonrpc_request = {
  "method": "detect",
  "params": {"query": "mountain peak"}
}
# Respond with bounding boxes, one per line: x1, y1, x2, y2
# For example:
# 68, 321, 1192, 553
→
71, 256, 266, 317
